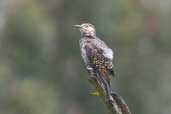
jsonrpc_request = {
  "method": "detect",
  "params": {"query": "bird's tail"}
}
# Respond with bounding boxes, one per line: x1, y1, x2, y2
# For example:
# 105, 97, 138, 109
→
95, 71, 113, 102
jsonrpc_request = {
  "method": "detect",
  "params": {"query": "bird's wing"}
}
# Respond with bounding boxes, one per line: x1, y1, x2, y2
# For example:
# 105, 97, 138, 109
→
93, 38, 114, 75
84, 40, 115, 79
94, 38, 114, 60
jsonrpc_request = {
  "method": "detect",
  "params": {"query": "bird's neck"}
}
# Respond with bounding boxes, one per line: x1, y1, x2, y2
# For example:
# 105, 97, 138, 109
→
82, 34, 96, 39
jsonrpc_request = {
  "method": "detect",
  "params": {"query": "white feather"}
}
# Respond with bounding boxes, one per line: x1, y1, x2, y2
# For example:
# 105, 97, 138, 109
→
103, 48, 113, 60
80, 44, 88, 64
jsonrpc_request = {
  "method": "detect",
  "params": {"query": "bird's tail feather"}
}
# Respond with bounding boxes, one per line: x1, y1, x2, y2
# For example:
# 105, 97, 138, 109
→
95, 71, 112, 102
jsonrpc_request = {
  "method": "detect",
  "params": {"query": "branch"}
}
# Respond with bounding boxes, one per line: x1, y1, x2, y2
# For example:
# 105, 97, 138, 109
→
111, 93, 131, 114
88, 76, 131, 114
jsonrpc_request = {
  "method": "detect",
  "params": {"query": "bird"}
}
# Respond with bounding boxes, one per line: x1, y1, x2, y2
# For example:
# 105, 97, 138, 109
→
74, 23, 115, 102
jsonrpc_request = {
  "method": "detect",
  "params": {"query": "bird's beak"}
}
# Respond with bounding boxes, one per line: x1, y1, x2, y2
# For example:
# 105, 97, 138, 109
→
74, 25, 81, 28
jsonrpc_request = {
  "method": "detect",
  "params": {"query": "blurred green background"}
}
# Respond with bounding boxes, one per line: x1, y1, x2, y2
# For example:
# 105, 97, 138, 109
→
0, 0, 171, 114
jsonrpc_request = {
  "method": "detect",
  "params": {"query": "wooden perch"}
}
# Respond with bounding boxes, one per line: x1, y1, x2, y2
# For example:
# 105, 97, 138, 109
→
88, 76, 131, 114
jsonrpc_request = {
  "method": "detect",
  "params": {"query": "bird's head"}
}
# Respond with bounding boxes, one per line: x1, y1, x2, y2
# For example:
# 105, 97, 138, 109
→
74, 23, 96, 38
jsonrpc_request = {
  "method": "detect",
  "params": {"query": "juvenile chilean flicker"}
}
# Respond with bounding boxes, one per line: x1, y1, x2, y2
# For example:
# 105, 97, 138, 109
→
74, 23, 115, 102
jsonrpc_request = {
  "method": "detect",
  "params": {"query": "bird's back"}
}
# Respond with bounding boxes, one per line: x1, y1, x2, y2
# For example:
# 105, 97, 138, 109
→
80, 37, 114, 78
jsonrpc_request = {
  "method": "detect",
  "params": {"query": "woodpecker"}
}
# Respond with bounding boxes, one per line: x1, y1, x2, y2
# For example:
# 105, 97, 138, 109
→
74, 23, 115, 102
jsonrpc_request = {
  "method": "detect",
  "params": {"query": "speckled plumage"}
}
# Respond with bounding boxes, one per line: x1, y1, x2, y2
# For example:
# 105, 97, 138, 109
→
77, 23, 115, 78
75, 23, 114, 101
79, 37, 114, 79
